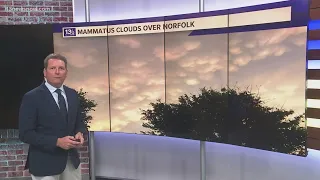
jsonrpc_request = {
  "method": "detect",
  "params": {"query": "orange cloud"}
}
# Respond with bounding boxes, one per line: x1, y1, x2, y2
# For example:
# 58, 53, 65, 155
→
117, 37, 141, 48
153, 41, 201, 61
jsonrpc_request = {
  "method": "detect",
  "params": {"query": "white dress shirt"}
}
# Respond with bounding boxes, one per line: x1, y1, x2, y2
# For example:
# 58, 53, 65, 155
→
45, 81, 69, 111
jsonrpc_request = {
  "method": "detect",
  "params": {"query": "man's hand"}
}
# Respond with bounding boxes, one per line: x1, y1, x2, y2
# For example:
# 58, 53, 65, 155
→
74, 132, 84, 146
56, 136, 80, 150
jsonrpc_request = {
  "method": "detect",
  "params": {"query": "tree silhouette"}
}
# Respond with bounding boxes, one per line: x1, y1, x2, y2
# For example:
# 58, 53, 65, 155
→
77, 88, 98, 130
141, 87, 307, 156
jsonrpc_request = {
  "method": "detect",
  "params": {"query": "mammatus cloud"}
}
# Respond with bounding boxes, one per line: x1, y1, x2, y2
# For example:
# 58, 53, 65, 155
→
108, 33, 165, 133
229, 27, 307, 117
230, 47, 242, 55
63, 49, 98, 68
164, 32, 228, 103
108, 31, 227, 132
52, 25, 307, 133
66, 75, 109, 96
53, 34, 110, 131
53, 34, 107, 69
117, 37, 141, 48
255, 27, 306, 46
229, 27, 306, 70
153, 41, 201, 61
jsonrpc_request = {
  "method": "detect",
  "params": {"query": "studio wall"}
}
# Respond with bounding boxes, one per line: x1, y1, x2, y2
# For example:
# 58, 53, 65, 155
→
87, 0, 200, 22
204, 0, 289, 11
73, 0, 291, 22
53, 0, 309, 158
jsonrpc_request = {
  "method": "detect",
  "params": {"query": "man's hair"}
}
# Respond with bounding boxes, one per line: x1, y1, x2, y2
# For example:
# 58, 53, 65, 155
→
44, 53, 68, 69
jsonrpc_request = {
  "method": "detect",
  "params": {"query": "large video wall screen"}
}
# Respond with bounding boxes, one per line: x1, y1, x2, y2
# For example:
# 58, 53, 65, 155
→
53, 0, 308, 156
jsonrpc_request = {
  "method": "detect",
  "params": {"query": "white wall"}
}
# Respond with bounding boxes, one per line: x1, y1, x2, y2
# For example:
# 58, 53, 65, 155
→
87, 0, 200, 22
72, 0, 86, 23
93, 132, 320, 180
204, 0, 289, 11
73, 0, 289, 23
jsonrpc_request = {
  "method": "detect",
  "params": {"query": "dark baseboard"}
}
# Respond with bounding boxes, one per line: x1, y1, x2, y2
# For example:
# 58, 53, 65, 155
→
95, 176, 138, 180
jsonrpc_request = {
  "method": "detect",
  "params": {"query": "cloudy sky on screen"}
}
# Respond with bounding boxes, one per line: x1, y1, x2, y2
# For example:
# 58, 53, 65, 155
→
53, 26, 306, 133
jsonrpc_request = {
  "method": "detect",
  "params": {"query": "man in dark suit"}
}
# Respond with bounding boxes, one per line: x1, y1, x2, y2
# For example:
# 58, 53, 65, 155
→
19, 53, 87, 180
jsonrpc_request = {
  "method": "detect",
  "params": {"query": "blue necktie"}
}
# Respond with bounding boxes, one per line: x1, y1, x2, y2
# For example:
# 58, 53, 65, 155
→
55, 89, 68, 121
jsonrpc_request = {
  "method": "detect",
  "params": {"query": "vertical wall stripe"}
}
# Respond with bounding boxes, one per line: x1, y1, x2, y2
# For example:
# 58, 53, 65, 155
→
307, 0, 320, 150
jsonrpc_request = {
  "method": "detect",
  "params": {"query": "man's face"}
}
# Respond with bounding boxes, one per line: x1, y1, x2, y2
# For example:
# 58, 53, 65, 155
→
43, 58, 68, 88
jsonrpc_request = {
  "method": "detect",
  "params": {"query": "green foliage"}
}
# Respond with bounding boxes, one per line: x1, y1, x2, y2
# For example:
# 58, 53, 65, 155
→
141, 87, 307, 156
77, 88, 97, 130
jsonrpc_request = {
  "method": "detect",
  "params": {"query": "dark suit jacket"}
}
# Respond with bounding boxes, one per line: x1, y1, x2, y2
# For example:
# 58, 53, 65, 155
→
18, 82, 87, 176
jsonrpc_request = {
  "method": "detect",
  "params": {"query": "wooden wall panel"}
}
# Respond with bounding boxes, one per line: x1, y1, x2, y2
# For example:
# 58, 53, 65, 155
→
307, 89, 320, 99
307, 69, 320, 80
308, 0, 320, 150
307, 138, 320, 150
309, 30, 320, 40
308, 127, 320, 138
310, 8, 320, 20
311, 0, 320, 9
308, 50, 320, 59
307, 108, 320, 119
